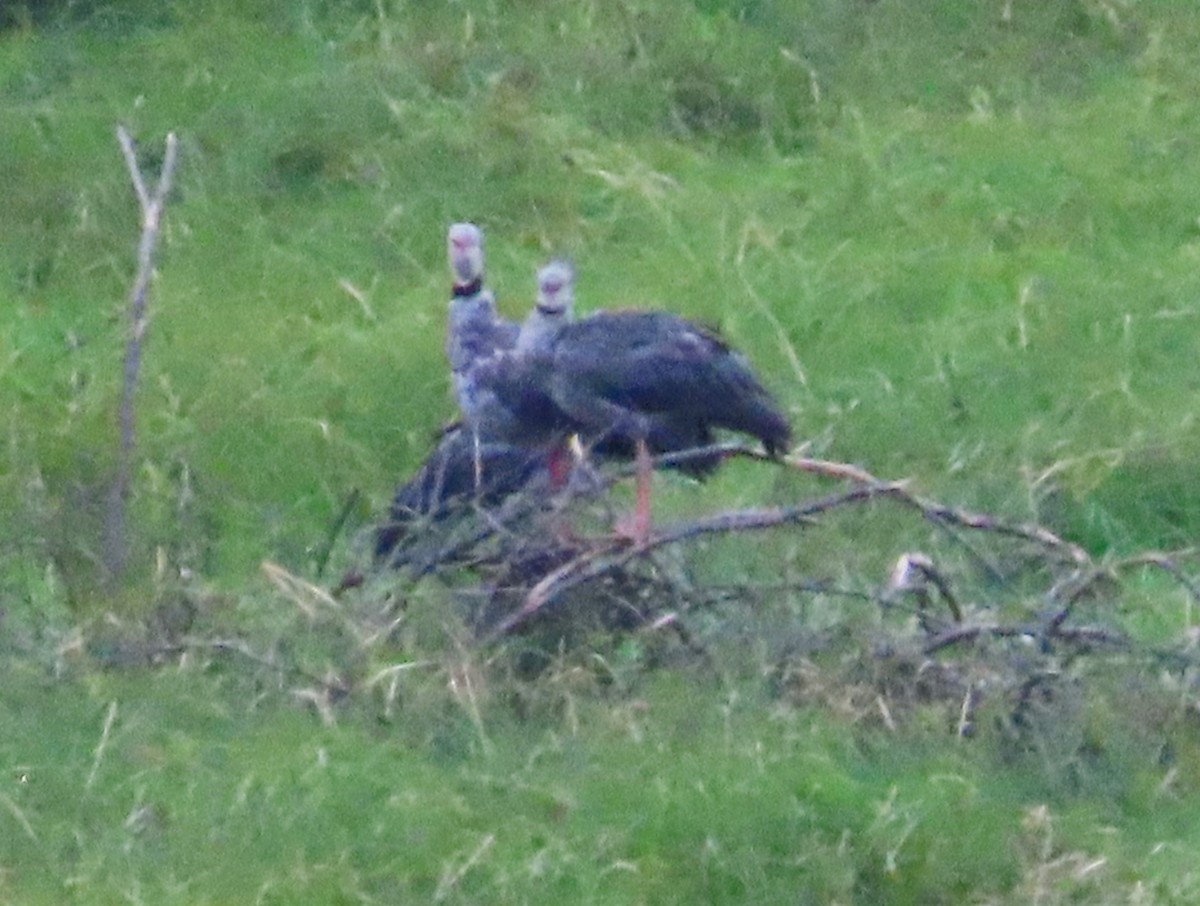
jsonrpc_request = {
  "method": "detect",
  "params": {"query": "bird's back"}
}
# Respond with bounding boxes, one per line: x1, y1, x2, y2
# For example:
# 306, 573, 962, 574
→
375, 425, 550, 560
552, 311, 792, 455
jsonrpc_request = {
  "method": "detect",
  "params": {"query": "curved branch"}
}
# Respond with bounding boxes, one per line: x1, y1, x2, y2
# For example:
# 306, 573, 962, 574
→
486, 482, 904, 639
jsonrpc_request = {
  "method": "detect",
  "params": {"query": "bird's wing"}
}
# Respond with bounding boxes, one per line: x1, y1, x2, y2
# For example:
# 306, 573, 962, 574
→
470, 350, 574, 439
555, 312, 792, 453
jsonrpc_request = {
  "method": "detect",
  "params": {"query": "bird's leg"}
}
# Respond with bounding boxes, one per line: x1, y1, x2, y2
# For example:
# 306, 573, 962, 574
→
541, 440, 575, 545
542, 437, 590, 547
614, 437, 653, 545
546, 440, 572, 490
633, 436, 653, 541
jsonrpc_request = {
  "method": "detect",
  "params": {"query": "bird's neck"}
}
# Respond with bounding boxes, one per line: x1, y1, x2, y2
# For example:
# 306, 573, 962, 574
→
452, 277, 484, 298
516, 309, 567, 354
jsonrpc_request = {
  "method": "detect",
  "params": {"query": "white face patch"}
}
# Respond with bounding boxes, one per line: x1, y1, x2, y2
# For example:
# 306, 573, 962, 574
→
535, 260, 575, 318
447, 224, 484, 284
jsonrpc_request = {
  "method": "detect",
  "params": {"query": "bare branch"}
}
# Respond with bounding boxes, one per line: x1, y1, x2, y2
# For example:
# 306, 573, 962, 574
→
488, 482, 903, 639
886, 552, 963, 623
692, 447, 1089, 566
1113, 550, 1200, 609
477, 452, 1092, 638
375, 433, 1103, 643
116, 126, 151, 212
922, 620, 1126, 656
104, 127, 180, 581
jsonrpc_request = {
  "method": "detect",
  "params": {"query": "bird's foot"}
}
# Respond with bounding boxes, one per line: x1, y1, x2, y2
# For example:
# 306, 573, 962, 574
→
612, 511, 651, 547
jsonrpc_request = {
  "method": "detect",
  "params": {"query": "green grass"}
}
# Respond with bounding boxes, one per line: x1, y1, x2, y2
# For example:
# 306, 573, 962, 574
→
4, 0, 1200, 901
4, 659, 1199, 905
5, 0, 1200, 583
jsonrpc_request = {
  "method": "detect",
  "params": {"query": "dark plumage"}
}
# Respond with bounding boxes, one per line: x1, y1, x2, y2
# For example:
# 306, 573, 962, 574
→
469, 261, 791, 468
378, 240, 793, 559
457, 260, 576, 450
549, 310, 792, 459
550, 308, 792, 542
461, 263, 793, 542
374, 425, 550, 561
376, 232, 539, 564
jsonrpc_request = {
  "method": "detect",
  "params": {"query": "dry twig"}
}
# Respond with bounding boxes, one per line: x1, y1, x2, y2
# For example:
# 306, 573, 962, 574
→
367, 433, 1189, 705
104, 126, 180, 581
477, 450, 1091, 638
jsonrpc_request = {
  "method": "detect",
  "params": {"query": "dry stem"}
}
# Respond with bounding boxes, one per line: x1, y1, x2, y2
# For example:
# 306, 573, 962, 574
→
483, 450, 1090, 638
104, 126, 180, 581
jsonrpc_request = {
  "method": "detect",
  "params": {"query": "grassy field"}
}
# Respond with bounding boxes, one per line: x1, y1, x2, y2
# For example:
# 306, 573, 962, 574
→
3, 0, 1200, 901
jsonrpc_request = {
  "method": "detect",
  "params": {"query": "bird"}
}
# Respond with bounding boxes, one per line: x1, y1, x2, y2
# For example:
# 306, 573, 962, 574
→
444, 222, 518, 424
459, 260, 579, 451
439, 259, 584, 498
381, 235, 791, 563
516, 259, 576, 355
547, 308, 792, 542
471, 260, 730, 463
471, 261, 792, 542
374, 424, 551, 563
376, 226, 542, 564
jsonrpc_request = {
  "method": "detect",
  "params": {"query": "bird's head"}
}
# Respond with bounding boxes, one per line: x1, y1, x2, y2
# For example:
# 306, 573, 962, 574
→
447, 222, 485, 289
535, 259, 575, 319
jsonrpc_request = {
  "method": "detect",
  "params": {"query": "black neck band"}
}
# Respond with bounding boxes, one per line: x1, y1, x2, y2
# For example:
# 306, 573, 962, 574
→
453, 277, 484, 298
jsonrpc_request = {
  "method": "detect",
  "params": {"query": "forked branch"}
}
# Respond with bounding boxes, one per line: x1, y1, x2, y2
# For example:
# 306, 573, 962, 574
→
104, 126, 180, 581
482, 449, 1093, 638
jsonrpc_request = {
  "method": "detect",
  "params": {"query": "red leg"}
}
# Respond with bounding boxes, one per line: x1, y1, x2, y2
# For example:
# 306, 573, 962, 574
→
547, 442, 571, 489
615, 438, 652, 544
545, 438, 582, 546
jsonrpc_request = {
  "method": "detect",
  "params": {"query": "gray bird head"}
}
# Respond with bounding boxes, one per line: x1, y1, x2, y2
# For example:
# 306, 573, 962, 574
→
535, 259, 575, 318
515, 259, 576, 354
447, 222, 485, 288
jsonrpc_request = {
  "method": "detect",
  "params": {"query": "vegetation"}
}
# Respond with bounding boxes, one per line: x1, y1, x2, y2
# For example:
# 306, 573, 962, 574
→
3, 0, 1200, 901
